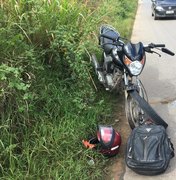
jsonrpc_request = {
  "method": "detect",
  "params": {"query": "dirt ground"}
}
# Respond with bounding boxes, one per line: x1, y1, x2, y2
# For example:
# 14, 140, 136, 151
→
103, 94, 131, 180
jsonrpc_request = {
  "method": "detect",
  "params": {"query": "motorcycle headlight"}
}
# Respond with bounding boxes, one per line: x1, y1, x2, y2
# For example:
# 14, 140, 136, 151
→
156, 6, 164, 11
124, 56, 144, 76
128, 61, 143, 76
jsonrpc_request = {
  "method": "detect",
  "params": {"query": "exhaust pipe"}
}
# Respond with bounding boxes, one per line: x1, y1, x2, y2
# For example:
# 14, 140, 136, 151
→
91, 54, 105, 84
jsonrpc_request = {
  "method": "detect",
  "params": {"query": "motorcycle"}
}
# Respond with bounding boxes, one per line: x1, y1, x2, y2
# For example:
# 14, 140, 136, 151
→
91, 25, 175, 129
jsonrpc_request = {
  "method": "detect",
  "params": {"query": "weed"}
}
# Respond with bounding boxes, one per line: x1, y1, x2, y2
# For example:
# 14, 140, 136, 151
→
0, 0, 137, 179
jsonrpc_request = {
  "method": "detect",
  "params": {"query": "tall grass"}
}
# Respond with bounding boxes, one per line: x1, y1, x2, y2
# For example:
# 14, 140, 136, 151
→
0, 0, 137, 179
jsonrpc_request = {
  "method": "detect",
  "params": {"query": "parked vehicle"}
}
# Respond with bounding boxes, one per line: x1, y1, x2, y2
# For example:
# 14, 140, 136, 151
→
151, 0, 176, 20
91, 25, 175, 129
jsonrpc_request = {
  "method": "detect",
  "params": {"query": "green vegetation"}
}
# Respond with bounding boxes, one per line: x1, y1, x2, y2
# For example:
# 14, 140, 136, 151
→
0, 0, 137, 179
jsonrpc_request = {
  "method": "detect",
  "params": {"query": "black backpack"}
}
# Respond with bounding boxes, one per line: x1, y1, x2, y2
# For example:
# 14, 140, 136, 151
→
125, 124, 174, 175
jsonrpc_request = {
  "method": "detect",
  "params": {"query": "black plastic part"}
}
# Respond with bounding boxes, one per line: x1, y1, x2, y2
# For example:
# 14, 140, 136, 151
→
162, 48, 175, 56
148, 43, 165, 48
153, 44, 165, 48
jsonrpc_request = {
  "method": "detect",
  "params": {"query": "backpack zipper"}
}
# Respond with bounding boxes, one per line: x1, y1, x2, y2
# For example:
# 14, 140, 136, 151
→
143, 136, 147, 161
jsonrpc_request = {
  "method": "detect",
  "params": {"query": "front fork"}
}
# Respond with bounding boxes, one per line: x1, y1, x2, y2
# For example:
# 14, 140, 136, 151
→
124, 70, 137, 100
123, 69, 144, 98
124, 70, 147, 125
124, 70, 129, 101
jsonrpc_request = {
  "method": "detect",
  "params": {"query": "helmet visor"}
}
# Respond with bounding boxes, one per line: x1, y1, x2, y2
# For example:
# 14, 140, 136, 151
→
98, 125, 115, 148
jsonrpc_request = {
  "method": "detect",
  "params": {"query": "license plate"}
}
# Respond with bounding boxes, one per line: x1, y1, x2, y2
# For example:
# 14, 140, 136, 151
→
166, 10, 174, 14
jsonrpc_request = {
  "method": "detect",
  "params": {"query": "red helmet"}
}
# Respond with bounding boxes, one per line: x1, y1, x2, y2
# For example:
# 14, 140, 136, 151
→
83, 125, 121, 157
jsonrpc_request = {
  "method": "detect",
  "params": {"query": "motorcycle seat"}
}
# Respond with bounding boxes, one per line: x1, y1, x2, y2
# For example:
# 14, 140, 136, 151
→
99, 26, 120, 54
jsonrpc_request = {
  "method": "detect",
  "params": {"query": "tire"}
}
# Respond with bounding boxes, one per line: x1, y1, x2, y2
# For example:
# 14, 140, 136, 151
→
125, 95, 144, 129
125, 93, 148, 129
154, 12, 159, 20
129, 90, 168, 129
125, 80, 148, 129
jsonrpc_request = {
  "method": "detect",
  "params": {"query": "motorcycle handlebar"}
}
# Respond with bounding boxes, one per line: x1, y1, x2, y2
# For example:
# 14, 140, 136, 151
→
144, 44, 175, 56
148, 43, 165, 48
162, 48, 175, 56
100, 39, 174, 56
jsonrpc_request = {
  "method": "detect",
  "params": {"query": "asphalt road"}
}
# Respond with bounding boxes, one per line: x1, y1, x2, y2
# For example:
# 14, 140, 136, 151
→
124, 0, 176, 179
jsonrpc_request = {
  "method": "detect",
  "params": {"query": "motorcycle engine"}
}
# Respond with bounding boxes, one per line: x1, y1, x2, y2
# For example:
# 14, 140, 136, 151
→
105, 68, 122, 91
103, 53, 122, 91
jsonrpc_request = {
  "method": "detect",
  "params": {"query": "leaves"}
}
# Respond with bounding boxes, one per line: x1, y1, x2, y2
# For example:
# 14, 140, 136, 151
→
0, 0, 137, 179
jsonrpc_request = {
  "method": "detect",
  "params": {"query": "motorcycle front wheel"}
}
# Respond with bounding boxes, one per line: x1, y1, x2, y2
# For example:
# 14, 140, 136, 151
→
129, 90, 168, 129
125, 79, 148, 129
125, 95, 145, 129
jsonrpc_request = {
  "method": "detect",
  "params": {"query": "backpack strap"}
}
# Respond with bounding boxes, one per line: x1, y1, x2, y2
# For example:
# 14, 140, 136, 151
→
168, 137, 175, 158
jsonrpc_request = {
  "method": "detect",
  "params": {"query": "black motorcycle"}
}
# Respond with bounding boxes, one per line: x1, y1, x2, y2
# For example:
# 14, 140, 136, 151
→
91, 25, 175, 129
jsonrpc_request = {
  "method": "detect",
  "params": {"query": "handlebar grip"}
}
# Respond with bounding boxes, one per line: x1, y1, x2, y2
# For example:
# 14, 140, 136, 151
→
162, 48, 175, 56
154, 44, 165, 48
148, 43, 165, 48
